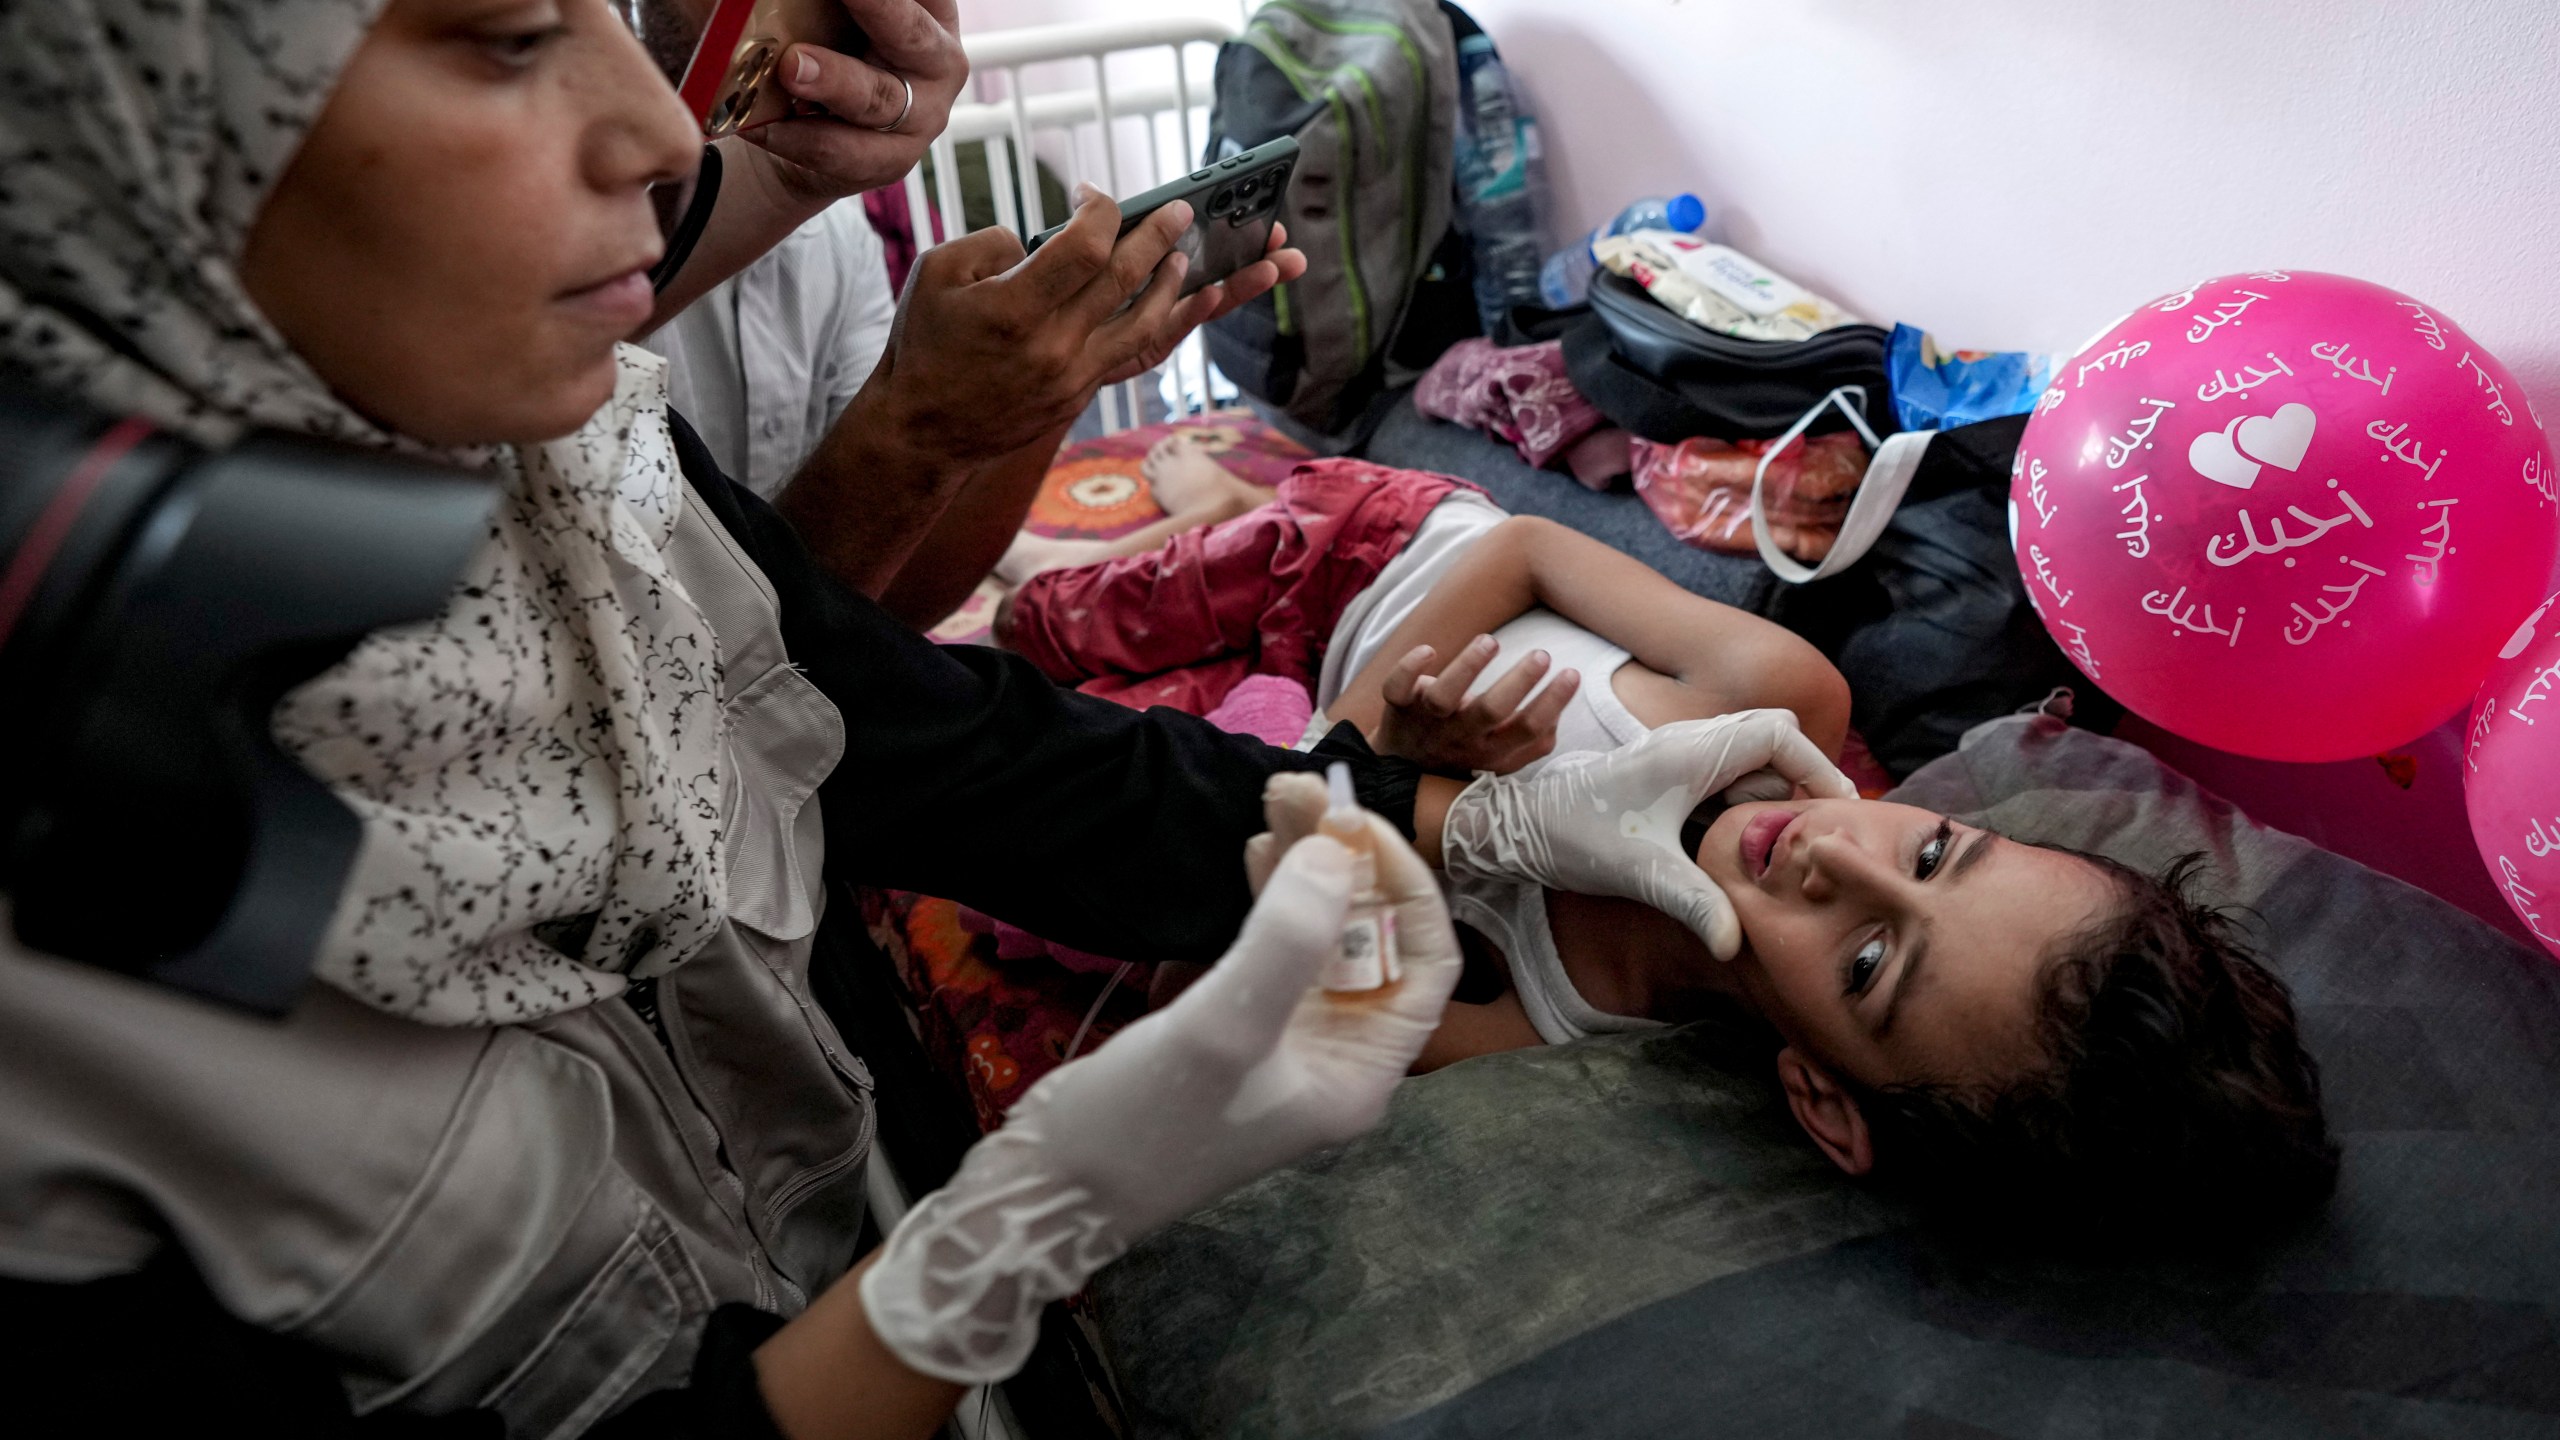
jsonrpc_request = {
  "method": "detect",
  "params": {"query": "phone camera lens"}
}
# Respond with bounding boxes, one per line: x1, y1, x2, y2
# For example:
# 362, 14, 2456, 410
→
1234, 177, 1259, 201
1208, 186, 1237, 215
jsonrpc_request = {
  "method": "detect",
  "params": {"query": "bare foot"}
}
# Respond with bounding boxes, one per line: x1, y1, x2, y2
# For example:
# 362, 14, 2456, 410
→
1143, 430, 1274, 516
994, 530, 1113, 587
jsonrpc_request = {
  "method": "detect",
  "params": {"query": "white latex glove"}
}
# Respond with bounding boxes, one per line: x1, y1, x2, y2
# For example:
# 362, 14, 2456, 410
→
1439, 708, 1856, 961
860, 784, 1461, 1384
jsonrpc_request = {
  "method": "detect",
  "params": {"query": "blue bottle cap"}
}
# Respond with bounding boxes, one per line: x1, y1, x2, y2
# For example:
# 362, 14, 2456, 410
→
1665, 193, 1706, 233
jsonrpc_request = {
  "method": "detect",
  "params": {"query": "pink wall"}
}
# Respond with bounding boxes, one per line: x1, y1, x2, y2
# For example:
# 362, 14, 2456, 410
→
1460, 0, 2560, 410
957, 0, 2558, 411
961, 1, 2560, 405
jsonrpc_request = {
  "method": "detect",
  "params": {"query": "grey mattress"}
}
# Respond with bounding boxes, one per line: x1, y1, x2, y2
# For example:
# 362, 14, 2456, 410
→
1091, 714, 2560, 1438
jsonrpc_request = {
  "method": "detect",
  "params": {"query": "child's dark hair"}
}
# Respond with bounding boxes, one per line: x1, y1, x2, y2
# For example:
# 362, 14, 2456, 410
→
1853, 850, 2338, 1247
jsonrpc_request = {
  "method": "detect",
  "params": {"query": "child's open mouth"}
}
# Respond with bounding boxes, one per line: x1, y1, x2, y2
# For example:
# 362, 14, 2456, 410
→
1741, 807, 1800, 882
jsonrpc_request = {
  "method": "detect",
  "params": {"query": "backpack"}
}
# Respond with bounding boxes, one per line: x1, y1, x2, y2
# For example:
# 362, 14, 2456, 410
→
1203, 0, 1459, 447
1560, 272, 1899, 443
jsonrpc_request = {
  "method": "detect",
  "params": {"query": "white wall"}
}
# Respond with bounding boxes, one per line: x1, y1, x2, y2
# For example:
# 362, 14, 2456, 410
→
963, 0, 1249, 34
1467, 0, 2560, 400
966, 0, 2560, 403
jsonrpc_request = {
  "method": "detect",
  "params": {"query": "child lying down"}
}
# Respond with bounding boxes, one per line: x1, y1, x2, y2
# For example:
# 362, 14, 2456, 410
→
994, 448, 2338, 1242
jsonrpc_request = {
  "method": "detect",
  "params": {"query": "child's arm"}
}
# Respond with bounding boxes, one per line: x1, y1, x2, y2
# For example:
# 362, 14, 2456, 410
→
1410, 990, 1545, 1073
1332, 516, 1850, 752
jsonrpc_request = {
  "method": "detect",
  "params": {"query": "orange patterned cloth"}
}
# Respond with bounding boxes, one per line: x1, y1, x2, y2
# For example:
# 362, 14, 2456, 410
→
929, 415, 1316, 646
861, 887, 1151, 1133
1029, 417, 1315, 538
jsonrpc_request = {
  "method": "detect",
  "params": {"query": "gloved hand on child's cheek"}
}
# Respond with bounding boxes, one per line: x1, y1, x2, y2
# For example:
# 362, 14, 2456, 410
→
861, 779, 1459, 1385
1437, 709, 1856, 961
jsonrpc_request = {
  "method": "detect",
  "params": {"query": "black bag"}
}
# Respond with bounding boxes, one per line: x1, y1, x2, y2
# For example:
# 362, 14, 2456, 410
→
1558, 272, 1896, 443
1788, 414, 2123, 777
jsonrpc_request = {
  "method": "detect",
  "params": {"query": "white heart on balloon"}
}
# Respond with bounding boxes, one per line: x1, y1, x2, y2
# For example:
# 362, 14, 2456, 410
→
2501, 598, 2556, 660
2189, 422, 2263, 490
2235, 402, 2317, 471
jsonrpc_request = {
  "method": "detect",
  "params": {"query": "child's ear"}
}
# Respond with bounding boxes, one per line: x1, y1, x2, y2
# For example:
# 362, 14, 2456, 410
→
1776, 1046, 1874, 1176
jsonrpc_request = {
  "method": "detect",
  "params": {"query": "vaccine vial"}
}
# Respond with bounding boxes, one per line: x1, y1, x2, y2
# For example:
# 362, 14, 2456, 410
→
1317, 763, 1401, 992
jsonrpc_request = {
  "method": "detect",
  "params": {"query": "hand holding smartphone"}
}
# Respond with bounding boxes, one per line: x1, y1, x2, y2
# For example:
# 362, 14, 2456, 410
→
676, 0, 872, 139
1028, 137, 1300, 299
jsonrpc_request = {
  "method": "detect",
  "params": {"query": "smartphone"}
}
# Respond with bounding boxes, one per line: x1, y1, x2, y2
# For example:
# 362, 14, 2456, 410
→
676, 0, 870, 139
1027, 137, 1300, 299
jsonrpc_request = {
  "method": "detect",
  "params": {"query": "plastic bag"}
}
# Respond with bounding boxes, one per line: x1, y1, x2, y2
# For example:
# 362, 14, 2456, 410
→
1630, 430, 1864, 561
1592, 231, 1860, 343
1885, 323, 2059, 430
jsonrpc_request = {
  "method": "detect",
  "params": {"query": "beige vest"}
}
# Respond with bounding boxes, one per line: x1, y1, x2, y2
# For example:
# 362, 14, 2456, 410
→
0, 486, 869, 1436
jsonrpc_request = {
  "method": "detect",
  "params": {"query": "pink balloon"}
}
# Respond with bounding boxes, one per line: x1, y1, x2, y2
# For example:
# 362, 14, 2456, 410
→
2011, 271, 2557, 762
2467, 590, 2560, 960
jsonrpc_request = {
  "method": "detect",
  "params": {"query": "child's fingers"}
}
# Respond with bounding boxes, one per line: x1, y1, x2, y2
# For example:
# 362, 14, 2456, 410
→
1466, 648, 1550, 730
1518, 666, 1581, 728
1381, 645, 1437, 708
1419, 635, 1499, 716
1497, 666, 1579, 756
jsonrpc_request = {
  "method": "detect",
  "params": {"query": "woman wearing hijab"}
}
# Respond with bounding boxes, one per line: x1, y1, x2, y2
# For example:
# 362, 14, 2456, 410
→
0, 0, 1851, 1433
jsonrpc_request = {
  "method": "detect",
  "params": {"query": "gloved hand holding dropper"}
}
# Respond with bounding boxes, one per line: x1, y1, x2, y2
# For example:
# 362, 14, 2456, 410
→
854, 775, 1461, 1384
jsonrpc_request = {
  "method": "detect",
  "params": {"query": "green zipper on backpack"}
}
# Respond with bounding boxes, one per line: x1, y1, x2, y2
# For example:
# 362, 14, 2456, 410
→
1244, 23, 1373, 367
1260, 1, 1427, 282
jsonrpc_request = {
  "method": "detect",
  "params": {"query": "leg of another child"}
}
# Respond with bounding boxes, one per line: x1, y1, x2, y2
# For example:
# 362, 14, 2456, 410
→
992, 432, 1277, 586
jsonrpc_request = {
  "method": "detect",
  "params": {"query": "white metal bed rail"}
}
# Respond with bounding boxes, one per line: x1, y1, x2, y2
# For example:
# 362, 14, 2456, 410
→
903, 15, 1245, 432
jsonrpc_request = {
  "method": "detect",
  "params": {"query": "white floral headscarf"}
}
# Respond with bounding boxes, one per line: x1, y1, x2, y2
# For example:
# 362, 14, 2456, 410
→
0, 1, 730, 1024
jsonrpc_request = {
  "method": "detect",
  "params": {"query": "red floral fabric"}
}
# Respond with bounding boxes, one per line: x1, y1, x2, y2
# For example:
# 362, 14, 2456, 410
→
1000, 459, 1475, 717
1414, 337, 1606, 470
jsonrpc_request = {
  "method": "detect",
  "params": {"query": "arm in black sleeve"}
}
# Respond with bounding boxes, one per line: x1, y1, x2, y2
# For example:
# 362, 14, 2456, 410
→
671, 413, 1424, 964
2, 1256, 504, 1438
1, 1255, 795, 1438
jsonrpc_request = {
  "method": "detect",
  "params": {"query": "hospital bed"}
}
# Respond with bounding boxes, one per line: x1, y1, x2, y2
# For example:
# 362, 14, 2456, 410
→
1091, 713, 2560, 1438
846, 13, 2560, 1439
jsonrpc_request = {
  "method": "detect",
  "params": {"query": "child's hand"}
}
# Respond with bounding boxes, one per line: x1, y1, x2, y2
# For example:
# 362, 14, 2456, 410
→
1368, 635, 1579, 776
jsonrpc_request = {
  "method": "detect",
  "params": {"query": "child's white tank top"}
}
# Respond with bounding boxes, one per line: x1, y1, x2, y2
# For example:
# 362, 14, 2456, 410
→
1301, 490, 1668, 1043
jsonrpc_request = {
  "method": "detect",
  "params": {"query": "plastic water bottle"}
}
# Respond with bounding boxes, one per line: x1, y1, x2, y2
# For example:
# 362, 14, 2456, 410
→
1537, 193, 1708, 308
1450, 33, 1549, 333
